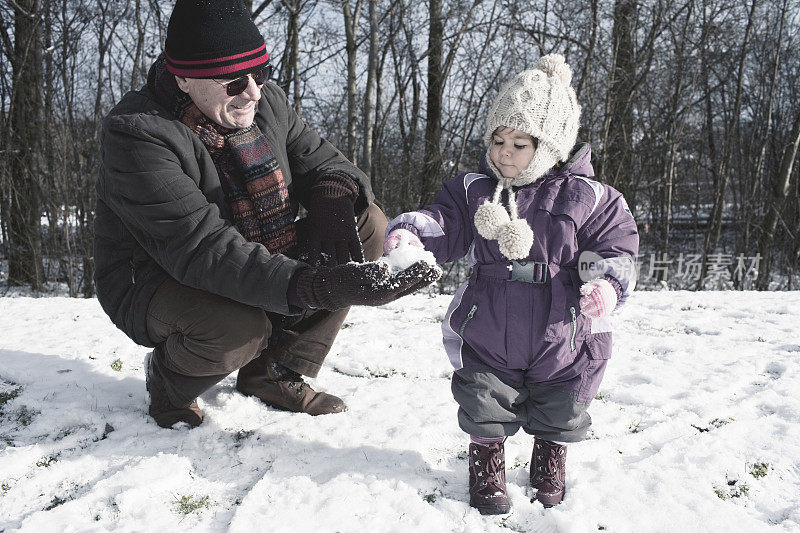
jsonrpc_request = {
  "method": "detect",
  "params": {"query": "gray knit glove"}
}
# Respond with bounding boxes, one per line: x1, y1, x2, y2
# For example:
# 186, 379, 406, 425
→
295, 261, 441, 311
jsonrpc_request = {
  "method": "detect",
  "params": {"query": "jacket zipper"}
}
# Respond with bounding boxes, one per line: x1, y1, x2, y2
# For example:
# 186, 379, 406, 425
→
569, 306, 577, 351
460, 305, 478, 337
130, 259, 136, 285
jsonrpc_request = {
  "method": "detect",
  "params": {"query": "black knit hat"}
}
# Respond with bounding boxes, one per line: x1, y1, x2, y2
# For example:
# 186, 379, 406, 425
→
165, 0, 269, 79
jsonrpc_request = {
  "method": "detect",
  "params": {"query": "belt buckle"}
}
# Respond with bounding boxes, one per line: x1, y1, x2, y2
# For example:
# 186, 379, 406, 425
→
509, 261, 548, 284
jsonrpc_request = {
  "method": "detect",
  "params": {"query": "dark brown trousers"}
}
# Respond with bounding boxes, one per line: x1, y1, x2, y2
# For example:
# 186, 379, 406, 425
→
146, 203, 388, 380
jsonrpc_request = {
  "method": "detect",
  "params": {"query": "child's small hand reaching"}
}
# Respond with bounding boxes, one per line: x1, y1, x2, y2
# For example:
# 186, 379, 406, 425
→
579, 278, 618, 319
383, 228, 424, 255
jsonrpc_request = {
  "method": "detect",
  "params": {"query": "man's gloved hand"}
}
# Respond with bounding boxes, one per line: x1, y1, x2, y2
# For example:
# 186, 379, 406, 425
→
299, 172, 363, 266
295, 260, 441, 311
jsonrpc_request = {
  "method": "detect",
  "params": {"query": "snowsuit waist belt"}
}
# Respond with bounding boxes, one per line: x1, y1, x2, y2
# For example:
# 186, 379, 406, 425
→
472, 261, 549, 284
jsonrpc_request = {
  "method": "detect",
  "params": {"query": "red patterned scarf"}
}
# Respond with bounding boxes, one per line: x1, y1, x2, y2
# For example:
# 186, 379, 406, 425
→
148, 56, 297, 254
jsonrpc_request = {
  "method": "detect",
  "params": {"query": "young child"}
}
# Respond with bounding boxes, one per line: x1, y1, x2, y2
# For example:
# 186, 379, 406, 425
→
383, 55, 639, 514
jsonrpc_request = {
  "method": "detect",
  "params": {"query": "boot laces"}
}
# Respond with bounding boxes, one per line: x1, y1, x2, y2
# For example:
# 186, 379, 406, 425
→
270, 362, 307, 394
533, 442, 565, 488
473, 444, 505, 493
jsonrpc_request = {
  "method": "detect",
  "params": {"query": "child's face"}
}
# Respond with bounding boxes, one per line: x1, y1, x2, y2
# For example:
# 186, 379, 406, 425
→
489, 127, 536, 179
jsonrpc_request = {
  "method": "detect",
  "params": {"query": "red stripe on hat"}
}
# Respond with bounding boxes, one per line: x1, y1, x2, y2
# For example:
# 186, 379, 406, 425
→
165, 44, 267, 65
166, 55, 268, 78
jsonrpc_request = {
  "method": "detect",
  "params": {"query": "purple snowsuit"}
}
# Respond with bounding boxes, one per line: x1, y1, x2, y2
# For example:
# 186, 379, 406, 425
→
387, 144, 639, 442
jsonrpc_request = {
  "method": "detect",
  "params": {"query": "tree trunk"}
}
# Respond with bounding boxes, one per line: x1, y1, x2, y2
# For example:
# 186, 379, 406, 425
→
699, 0, 757, 287
421, 0, 443, 206
131, 0, 145, 91
342, 0, 362, 163
278, 0, 302, 107
742, 0, 785, 270
756, 109, 800, 290
7, 0, 44, 290
600, 0, 636, 205
361, 0, 378, 178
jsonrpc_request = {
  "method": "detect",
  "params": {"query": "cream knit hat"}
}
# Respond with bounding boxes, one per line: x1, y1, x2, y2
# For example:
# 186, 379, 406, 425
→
474, 54, 581, 261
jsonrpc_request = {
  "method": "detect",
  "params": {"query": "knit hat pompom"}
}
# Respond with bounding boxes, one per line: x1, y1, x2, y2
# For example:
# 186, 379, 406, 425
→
474, 201, 510, 240
533, 54, 572, 85
497, 219, 534, 260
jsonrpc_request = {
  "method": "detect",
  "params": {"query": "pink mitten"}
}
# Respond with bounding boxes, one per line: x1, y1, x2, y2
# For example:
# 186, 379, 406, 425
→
383, 228, 423, 255
579, 278, 618, 319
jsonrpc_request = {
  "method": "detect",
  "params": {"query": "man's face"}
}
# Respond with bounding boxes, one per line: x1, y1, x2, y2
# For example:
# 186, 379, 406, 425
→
175, 74, 262, 129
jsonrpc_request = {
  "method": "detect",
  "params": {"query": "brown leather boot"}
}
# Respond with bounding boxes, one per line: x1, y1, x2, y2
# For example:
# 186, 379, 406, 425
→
145, 350, 204, 428
468, 441, 511, 515
236, 356, 346, 415
530, 438, 567, 507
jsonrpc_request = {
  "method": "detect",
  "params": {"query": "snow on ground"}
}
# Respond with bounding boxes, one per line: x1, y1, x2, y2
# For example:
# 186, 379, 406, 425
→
0, 291, 799, 532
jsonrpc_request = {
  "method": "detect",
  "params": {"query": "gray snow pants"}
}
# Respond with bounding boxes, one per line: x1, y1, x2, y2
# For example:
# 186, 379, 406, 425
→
451, 365, 592, 443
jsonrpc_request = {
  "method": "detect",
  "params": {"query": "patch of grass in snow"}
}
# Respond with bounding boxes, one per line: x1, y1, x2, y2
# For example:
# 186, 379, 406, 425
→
749, 462, 770, 479
710, 417, 734, 428
55, 424, 91, 441
36, 454, 60, 468
233, 429, 254, 443
693, 416, 736, 433
498, 516, 526, 531
110, 358, 123, 371
2, 482, 11, 493
174, 494, 211, 515
14, 405, 39, 427
628, 420, 641, 433
331, 366, 406, 379
0, 385, 22, 413
44, 495, 68, 510
714, 478, 750, 500
511, 458, 530, 469
757, 336, 767, 342
595, 392, 609, 402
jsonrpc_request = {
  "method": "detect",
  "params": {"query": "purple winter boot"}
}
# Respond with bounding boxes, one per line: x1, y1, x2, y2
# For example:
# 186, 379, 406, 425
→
530, 438, 567, 507
468, 442, 511, 515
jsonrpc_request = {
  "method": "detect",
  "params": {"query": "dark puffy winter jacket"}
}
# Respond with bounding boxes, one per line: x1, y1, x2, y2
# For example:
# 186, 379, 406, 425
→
95, 81, 373, 346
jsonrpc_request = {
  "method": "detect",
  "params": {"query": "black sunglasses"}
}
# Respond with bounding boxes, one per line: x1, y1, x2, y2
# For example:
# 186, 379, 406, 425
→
214, 64, 274, 96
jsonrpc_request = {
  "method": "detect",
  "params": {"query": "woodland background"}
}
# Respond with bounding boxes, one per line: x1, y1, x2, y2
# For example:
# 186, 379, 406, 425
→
1, 0, 799, 296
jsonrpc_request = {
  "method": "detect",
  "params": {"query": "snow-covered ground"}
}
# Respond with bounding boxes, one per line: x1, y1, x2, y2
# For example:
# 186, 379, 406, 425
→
1, 291, 799, 532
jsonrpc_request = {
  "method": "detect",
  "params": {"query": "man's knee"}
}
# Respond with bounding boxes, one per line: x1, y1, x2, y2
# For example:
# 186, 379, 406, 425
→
152, 282, 273, 376
357, 203, 388, 261
212, 304, 272, 373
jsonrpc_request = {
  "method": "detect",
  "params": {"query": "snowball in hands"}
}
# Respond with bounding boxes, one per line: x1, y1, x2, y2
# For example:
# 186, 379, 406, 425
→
379, 229, 437, 272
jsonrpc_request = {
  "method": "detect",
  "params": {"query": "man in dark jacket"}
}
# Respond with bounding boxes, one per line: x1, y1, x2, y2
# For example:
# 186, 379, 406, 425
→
94, 0, 439, 428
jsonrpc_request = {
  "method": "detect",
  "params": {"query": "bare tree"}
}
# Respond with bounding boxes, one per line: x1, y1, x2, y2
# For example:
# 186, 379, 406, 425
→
341, 0, 363, 162
7, 0, 44, 289
360, 0, 378, 177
